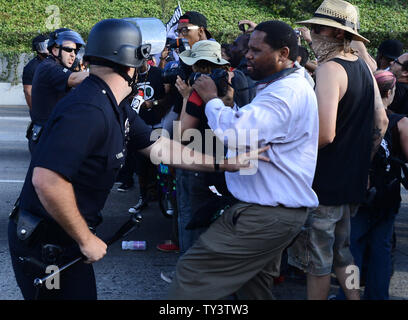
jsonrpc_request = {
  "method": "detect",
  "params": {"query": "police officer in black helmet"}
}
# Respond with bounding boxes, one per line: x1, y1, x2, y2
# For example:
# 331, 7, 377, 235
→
28, 28, 88, 154
22, 34, 49, 111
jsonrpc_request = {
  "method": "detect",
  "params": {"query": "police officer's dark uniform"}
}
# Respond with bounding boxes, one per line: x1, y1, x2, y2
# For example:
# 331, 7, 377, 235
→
8, 19, 154, 300
22, 35, 49, 89
28, 29, 85, 154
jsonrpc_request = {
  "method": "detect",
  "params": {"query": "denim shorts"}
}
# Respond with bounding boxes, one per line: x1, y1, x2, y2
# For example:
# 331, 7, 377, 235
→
288, 204, 359, 276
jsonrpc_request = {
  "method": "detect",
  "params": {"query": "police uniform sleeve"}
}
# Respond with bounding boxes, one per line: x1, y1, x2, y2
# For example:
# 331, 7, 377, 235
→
125, 103, 154, 150
32, 104, 107, 181
48, 64, 73, 92
22, 64, 35, 85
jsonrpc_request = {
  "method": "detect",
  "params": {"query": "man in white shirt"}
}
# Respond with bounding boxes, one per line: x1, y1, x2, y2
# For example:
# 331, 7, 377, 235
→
168, 20, 319, 299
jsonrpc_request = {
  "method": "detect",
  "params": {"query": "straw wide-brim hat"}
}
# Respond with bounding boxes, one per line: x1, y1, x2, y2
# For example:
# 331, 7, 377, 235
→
179, 40, 230, 66
297, 0, 369, 43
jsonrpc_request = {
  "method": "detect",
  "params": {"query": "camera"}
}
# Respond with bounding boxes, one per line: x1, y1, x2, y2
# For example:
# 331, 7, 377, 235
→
189, 69, 230, 97
162, 61, 192, 85
166, 37, 190, 53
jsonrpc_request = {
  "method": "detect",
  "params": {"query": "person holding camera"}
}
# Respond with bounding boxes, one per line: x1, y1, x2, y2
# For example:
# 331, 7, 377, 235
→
168, 20, 319, 300
173, 40, 233, 251
160, 11, 213, 256
28, 28, 89, 154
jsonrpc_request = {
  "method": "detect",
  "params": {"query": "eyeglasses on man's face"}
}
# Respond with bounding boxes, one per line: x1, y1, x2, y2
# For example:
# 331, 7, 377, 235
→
175, 26, 200, 36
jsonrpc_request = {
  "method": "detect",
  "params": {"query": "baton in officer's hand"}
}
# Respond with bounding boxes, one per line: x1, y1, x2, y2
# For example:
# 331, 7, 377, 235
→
33, 213, 142, 288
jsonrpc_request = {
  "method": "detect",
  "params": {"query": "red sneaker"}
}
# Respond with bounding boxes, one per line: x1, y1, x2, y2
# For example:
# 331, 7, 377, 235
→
156, 240, 180, 253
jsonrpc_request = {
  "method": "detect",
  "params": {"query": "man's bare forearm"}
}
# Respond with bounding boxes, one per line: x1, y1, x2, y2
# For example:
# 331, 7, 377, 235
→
145, 136, 217, 172
32, 167, 93, 246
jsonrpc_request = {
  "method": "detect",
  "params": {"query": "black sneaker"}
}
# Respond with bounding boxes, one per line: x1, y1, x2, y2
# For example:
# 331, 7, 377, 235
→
128, 196, 148, 213
117, 182, 134, 192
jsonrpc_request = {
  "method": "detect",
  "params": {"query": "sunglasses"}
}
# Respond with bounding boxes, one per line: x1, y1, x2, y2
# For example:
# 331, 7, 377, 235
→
393, 58, 403, 66
58, 46, 80, 54
175, 26, 199, 36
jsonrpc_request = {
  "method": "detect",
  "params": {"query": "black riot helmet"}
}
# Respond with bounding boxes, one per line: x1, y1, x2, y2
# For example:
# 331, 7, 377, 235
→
84, 19, 151, 69
32, 34, 49, 53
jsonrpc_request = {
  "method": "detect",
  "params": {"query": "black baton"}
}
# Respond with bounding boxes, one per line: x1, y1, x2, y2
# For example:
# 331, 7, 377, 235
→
33, 213, 142, 287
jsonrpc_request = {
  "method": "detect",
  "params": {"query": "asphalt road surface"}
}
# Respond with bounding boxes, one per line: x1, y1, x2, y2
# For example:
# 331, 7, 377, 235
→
0, 105, 407, 300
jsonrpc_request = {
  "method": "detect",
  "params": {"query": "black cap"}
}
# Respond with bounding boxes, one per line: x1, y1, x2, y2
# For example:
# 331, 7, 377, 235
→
179, 11, 212, 39
378, 39, 403, 60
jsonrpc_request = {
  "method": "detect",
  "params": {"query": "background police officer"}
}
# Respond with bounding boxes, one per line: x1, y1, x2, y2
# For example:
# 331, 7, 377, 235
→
28, 28, 88, 154
22, 34, 49, 110
8, 18, 267, 300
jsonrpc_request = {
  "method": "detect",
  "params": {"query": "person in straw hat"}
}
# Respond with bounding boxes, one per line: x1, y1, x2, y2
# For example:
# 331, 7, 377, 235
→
287, 0, 389, 300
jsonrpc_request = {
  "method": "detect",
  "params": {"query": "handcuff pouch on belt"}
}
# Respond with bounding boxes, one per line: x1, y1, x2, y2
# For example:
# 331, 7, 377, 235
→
10, 203, 45, 246
31, 124, 43, 142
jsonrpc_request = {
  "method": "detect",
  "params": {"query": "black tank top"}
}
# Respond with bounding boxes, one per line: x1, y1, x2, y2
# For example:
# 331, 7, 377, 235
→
313, 57, 374, 205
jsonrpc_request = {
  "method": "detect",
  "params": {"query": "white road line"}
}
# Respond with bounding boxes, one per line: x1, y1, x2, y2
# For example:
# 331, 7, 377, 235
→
0, 180, 25, 183
0, 117, 31, 121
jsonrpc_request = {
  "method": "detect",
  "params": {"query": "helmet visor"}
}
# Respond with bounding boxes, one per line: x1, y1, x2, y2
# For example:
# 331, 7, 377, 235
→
36, 40, 49, 53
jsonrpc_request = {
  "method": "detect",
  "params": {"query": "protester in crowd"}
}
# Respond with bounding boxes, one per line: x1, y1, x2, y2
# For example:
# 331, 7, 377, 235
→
228, 33, 257, 105
22, 34, 49, 110
116, 59, 169, 195
288, 0, 389, 300
28, 28, 88, 154
376, 39, 403, 70
336, 70, 408, 300
168, 20, 319, 300
127, 59, 173, 233
176, 11, 213, 47
388, 53, 408, 115
294, 27, 318, 74
171, 11, 213, 256
173, 40, 233, 253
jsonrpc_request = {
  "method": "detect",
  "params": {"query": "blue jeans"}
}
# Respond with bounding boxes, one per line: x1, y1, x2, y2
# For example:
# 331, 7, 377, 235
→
337, 207, 398, 300
176, 169, 203, 254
